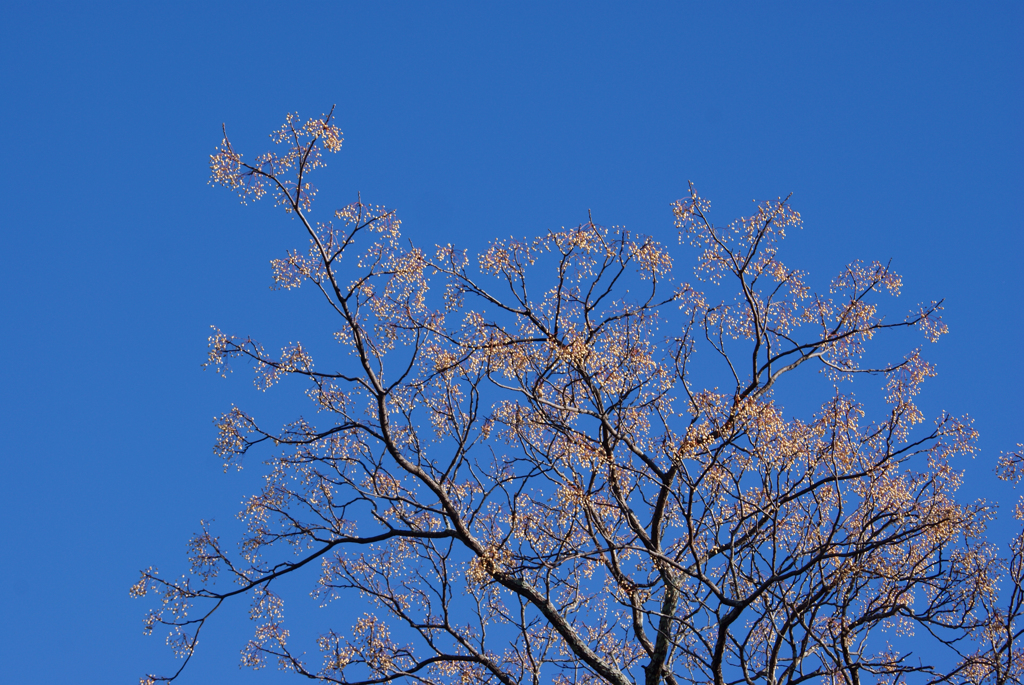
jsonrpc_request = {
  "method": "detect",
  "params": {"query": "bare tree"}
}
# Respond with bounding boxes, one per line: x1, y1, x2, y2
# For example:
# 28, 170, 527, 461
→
133, 110, 1023, 685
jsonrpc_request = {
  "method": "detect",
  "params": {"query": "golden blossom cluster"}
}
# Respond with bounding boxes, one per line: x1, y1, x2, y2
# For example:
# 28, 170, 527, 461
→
135, 112, 1023, 685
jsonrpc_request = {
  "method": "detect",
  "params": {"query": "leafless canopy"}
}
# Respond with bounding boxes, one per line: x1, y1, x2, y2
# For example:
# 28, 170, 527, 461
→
134, 110, 1024, 685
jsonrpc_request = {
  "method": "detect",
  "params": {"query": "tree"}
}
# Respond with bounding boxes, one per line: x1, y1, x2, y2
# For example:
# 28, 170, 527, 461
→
133, 110, 1024, 685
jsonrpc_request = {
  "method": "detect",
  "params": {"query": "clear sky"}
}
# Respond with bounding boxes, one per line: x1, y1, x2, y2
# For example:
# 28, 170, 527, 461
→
0, 3, 1021, 683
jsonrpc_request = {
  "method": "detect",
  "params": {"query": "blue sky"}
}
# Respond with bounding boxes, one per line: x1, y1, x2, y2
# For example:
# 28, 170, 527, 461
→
0, 3, 1021, 683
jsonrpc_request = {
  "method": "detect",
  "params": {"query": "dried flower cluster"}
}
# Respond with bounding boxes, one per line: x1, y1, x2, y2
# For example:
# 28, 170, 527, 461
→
134, 111, 1023, 685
